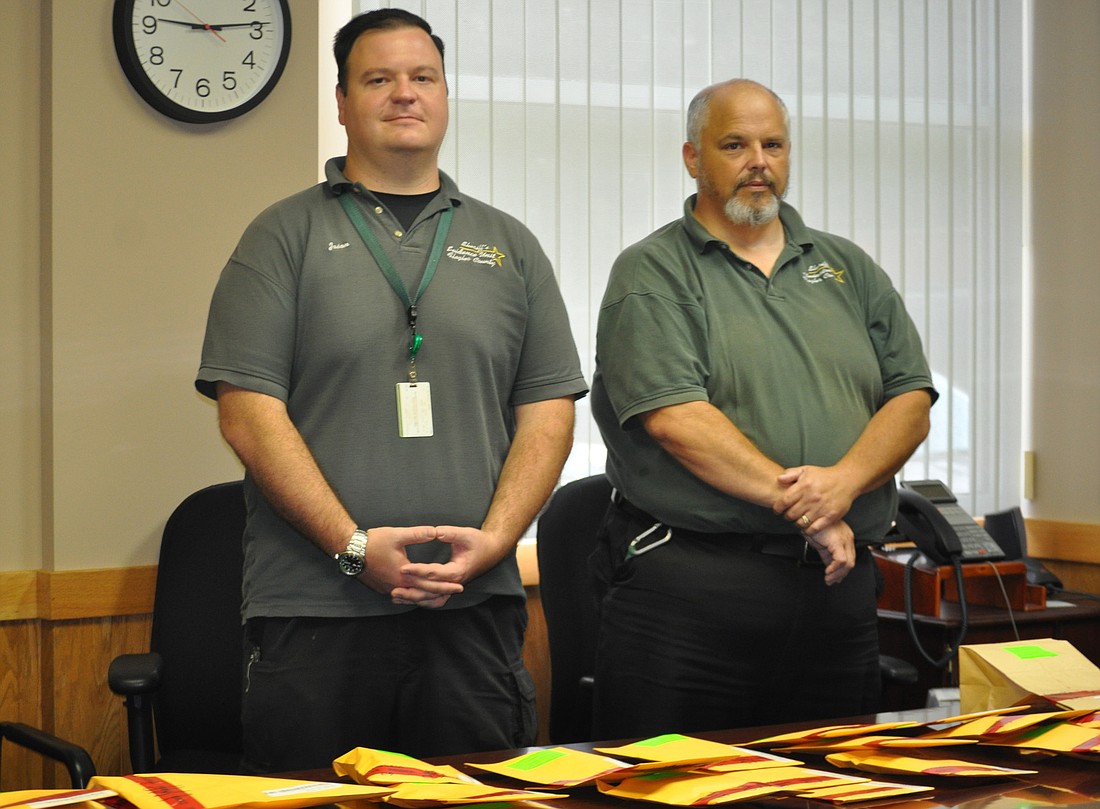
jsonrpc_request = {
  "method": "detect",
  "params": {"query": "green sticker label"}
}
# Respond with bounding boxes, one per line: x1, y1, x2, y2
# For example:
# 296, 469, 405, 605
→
1006, 645, 1059, 660
511, 749, 567, 770
637, 733, 690, 747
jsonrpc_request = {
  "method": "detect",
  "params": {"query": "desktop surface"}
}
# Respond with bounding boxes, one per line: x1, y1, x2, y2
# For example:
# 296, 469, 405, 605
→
283, 707, 1100, 809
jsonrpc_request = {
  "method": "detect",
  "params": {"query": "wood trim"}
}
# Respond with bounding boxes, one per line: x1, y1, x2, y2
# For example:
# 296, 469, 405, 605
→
1026, 518, 1100, 565
0, 567, 157, 621
0, 570, 39, 620
0, 551, 528, 623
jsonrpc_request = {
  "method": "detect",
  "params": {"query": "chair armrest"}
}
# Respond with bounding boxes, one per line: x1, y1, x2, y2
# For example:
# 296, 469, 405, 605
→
879, 653, 920, 686
0, 721, 97, 788
108, 652, 163, 773
108, 652, 163, 695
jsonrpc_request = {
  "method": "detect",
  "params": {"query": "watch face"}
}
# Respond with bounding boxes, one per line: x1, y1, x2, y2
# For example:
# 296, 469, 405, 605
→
113, 0, 291, 124
337, 552, 365, 577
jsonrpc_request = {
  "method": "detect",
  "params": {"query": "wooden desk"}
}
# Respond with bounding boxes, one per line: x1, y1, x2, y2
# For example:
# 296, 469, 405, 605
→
286, 708, 1100, 809
877, 596, 1100, 710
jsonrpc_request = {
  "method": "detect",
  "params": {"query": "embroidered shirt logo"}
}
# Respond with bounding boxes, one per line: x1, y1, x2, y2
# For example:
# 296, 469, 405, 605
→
803, 262, 846, 284
328, 241, 350, 251
446, 241, 507, 267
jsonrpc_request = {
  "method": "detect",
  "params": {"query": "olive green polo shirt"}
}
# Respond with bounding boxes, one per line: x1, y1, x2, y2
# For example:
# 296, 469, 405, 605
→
592, 196, 936, 541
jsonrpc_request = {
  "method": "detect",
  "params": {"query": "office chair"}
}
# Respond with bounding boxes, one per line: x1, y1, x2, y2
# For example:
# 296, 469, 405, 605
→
983, 505, 1064, 593
536, 474, 611, 743
108, 481, 247, 774
535, 474, 918, 744
0, 721, 96, 789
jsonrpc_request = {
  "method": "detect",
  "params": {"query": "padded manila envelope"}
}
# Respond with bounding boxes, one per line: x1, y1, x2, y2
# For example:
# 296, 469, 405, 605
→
596, 766, 868, 805
465, 746, 629, 787
87, 773, 394, 809
959, 638, 1100, 713
333, 747, 479, 785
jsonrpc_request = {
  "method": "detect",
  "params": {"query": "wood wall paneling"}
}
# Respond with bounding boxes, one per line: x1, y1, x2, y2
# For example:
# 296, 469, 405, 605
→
1, 619, 43, 790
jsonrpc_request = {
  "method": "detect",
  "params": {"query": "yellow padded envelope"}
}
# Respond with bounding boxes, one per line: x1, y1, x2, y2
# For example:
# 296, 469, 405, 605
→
87, 773, 393, 809
333, 748, 479, 785
825, 749, 1037, 777
465, 747, 627, 787
596, 766, 868, 805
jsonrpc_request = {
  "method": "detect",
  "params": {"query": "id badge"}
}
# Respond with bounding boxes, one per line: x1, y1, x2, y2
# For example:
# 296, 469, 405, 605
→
396, 382, 434, 437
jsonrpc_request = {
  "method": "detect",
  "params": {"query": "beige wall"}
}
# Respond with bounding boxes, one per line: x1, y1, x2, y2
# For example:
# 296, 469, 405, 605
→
1030, 1, 1100, 523
1, 0, 318, 572
2, 2, 1098, 575
1, 3, 44, 572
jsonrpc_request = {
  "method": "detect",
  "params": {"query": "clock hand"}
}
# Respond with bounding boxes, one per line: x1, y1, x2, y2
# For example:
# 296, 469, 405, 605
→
155, 18, 211, 29
205, 22, 273, 31
171, 0, 227, 43
156, 18, 271, 32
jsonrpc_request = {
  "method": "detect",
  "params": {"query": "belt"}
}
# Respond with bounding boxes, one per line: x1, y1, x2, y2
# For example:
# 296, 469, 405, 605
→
610, 489, 824, 566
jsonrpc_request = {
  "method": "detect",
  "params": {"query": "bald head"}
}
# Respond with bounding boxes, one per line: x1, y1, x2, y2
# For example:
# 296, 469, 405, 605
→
686, 79, 790, 149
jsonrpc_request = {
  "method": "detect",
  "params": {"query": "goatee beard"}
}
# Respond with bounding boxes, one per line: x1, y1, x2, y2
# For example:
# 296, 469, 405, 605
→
724, 182, 782, 226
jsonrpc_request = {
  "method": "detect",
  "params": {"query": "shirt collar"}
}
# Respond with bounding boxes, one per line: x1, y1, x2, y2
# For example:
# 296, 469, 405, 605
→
680, 194, 814, 254
324, 156, 462, 211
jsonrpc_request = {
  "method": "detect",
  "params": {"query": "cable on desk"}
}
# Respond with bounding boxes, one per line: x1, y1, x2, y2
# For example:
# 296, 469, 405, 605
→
985, 562, 1021, 641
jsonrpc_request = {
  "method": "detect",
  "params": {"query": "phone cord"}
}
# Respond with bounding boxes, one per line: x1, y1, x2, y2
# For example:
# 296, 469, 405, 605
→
903, 553, 969, 671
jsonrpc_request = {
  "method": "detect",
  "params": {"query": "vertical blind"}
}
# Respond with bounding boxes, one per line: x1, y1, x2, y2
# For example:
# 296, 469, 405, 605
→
335, 0, 1027, 514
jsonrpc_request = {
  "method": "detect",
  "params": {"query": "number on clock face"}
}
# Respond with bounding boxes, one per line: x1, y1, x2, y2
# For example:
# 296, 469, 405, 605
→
114, 0, 291, 123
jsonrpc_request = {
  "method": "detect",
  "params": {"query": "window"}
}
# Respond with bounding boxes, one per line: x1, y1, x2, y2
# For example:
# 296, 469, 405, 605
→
324, 0, 1027, 514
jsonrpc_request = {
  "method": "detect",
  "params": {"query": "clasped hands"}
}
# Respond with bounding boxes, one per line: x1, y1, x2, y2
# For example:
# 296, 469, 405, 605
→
356, 525, 509, 609
772, 466, 859, 585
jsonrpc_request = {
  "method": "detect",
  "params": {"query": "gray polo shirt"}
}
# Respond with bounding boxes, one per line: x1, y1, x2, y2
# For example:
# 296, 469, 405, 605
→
198, 158, 587, 619
592, 197, 936, 542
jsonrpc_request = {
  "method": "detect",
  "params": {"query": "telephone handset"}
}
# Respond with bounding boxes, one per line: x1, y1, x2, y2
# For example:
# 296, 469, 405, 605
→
896, 479, 1005, 565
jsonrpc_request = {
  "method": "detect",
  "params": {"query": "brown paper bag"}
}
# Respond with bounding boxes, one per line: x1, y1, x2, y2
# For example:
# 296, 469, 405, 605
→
959, 638, 1100, 713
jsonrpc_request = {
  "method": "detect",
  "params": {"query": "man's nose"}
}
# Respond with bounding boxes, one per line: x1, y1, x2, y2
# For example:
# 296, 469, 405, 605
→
391, 77, 417, 101
745, 143, 767, 168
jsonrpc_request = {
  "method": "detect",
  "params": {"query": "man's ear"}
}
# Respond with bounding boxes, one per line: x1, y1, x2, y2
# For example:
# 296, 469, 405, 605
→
683, 141, 699, 178
336, 84, 347, 126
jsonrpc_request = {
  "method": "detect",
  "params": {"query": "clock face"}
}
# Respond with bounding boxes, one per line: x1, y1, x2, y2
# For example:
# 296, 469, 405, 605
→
113, 0, 291, 124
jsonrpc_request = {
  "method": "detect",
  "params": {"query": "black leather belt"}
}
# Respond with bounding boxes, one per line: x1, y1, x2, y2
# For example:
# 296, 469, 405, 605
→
610, 489, 824, 566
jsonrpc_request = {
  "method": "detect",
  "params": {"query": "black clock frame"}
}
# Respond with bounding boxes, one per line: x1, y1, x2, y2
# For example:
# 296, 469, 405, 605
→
112, 0, 292, 124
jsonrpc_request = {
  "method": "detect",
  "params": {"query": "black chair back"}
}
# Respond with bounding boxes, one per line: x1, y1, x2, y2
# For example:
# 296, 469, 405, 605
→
152, 481, 246, 769
110, 481, 246, 773
535, 474, 612, 744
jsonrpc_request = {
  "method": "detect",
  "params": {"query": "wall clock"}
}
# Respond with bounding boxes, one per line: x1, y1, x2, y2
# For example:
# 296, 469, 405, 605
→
113, 0, 291, 124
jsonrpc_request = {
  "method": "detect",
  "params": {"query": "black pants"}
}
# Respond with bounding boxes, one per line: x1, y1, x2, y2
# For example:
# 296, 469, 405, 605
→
590, 502, 880, 739
241, 595, 536, 772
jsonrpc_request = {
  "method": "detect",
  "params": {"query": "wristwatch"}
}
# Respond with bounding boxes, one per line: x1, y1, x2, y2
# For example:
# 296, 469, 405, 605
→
335, 529, 369, 576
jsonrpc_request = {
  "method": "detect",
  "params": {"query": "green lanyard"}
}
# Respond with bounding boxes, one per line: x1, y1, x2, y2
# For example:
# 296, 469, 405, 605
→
338, 192, 453, 381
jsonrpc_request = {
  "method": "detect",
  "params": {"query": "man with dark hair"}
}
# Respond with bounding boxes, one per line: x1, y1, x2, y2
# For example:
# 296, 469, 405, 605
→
197, 8, 586, 771
332, 7, 445, 91
590, 78, 936, 739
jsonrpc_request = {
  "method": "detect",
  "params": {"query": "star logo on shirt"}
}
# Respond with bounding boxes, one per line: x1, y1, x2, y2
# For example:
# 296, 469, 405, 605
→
446, 242, 508, 267
802, 262, 846, 284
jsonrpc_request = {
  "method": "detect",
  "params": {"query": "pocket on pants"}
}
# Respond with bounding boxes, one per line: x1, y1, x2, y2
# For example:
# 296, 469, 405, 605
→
509, 659, 538, 748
